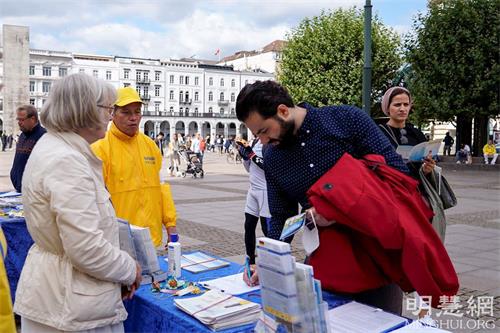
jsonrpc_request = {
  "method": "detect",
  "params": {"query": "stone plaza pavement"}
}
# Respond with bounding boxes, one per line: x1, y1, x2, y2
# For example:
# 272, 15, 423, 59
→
1, 149, 499, 332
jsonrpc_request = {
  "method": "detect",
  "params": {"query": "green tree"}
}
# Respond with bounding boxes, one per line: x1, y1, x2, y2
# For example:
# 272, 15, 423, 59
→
278, 8, 402, 116
406, 0, 500, 154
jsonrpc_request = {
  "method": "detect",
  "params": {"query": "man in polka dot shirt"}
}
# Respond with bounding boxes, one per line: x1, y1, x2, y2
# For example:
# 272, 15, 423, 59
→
236, 80, 409, 314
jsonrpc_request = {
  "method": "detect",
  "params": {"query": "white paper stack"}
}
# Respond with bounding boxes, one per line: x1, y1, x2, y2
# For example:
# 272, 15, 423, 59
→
327, 301, 408, 333
174, 290, 261, 331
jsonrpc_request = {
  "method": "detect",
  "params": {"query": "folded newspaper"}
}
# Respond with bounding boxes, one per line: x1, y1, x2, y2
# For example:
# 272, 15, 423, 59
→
174, 289, 261, 331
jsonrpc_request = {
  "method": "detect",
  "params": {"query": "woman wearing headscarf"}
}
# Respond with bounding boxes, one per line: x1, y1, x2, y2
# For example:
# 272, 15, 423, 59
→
14, 73, 141, 333
379, 86, 436, 177
379, 87, 446, 242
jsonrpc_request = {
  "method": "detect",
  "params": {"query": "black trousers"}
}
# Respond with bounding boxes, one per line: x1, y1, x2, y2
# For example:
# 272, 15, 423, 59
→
244, 213, 268, 264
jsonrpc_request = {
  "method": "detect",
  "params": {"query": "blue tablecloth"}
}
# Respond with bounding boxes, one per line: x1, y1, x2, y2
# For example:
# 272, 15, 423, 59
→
0, 217, 352, 332
0, 217, 33, 304
123, 256, 351, 333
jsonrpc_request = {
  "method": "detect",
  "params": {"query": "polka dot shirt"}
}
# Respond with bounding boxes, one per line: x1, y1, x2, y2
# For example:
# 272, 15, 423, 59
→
264, 102, 409, 240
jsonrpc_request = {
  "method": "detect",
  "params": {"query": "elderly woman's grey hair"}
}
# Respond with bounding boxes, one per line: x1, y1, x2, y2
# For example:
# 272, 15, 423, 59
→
40, 73, 116, 133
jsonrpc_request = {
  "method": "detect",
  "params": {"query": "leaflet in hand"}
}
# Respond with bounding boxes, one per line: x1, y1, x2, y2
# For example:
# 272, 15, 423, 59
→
279, 213, 306, 241
397, 140, 442, 161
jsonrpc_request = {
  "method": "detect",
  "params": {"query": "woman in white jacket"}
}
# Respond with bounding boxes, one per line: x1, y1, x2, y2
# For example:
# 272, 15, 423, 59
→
14, 73, 141, 333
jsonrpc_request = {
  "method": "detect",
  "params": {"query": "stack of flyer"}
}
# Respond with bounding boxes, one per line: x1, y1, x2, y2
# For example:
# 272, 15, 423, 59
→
117, 219, 167, 284
174, 289, 260, 331
254, 237, 329, 333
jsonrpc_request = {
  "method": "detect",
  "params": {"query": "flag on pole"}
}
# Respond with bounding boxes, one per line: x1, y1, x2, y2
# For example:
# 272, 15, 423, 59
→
214, 48, 220, 56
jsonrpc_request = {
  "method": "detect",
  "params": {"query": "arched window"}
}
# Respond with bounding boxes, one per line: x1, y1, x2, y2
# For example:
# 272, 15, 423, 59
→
220, 92, 224, 101
220, 78, 224, 86
208, 92, 213, 101
220, 108, 224, 114
208, 107, 213, 113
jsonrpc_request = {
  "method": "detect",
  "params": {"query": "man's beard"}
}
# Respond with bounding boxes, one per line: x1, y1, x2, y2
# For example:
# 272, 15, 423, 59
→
270, 116, 296, 149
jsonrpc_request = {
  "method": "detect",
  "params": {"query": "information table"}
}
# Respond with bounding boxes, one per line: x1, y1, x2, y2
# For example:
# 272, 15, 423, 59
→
123, 257, 351, 333
0, 217, 352, 332
0, 217, 33, 303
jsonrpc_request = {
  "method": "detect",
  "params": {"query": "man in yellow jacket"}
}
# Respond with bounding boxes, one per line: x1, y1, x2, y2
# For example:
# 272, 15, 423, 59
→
1, 228, 16, 333
92, 87, 177, 247
483, 139, 498, 165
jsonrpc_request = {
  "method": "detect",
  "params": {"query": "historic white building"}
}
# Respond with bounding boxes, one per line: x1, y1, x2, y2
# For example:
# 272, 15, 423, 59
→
0, 48, 274, 140
218, 40, 286, 74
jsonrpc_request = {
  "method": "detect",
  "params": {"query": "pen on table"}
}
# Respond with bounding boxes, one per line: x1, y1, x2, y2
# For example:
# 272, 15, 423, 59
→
245, 256, 252, 286
201, 283, 225, 293
224, 303, 241, 308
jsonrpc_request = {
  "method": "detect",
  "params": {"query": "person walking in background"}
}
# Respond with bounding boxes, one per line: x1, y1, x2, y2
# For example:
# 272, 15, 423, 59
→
199, 134, 206, 163
169, 133, 181, 176
92, 87, 178, 247
10, 105, 46, 193
14, 73, 141, 332
443, 132, 454, 156
483, 139, 498, 165
237, 137, 270, 264
155, 132, 165, 156
1, 132, 7, 152
216, 135, 224, 154
190, 132, 201, 164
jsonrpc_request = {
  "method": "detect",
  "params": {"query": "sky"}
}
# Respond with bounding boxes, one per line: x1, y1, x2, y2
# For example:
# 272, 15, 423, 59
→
0, 0, 428, 60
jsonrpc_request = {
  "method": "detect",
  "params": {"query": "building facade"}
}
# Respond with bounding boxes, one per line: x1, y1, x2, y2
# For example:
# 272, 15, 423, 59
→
218, 40, 286, 74
0, 48, 274, 140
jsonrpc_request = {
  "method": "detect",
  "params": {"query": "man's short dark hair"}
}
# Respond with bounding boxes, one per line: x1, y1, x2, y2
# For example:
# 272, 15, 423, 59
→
236, 80, 294, 122
17, 105, 38, 121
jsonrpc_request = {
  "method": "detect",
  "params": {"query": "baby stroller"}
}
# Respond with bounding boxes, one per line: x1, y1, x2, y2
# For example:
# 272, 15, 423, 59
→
178, 148, 204, 178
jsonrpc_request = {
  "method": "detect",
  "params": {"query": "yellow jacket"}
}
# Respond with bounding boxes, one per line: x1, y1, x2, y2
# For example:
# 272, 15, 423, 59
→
0, 228, 15, 333
483, 143, 496, 155
92, 123, 176, 247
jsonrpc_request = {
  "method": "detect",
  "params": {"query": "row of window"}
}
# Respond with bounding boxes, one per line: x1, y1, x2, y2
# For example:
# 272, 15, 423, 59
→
29, 81, 51, 93
27, 97, 235, 115
29, 66, 246, 89
166, 106, 235, 114
30, 65, 68, 77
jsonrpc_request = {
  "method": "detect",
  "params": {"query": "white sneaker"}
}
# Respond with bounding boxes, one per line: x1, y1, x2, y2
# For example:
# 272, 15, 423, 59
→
456, 161, 461, 164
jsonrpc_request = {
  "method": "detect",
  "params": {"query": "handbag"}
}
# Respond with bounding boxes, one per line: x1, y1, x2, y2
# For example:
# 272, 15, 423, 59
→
436, 173, 457, 209
419, 169, 446, 241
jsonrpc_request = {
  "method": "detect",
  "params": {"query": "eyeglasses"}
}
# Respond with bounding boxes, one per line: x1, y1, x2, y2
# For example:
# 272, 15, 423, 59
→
400, 128, 409, 145
97, 105, 114, 114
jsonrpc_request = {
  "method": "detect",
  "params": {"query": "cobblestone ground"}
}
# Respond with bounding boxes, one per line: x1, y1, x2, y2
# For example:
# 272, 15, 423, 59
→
1, 148, 499, 332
